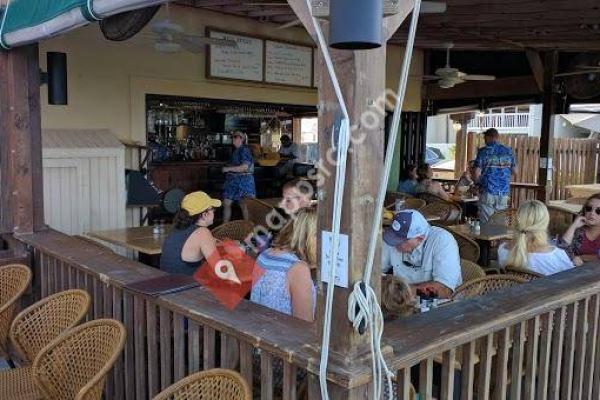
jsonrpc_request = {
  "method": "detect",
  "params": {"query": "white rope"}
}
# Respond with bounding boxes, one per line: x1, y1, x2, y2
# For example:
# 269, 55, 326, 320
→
0, 0, 11, 50
346, 0, 423, 398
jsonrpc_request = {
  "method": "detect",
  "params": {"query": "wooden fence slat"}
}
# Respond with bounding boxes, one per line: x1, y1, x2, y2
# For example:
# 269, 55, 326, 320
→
283, 362, 297, 400
134, 295, 147, 400
494, 327, 510, 400
461, 341, 476, 400
261, 352, 274, 400
146, 300, 159, 398
478, 334, 494, 400
441, 349, 456, 400
174, 313, 186, 381
160, 307, 173, 390
537, 312, 554, 400
220, 333, 240, 370
240, 342, 253, 391
524, 316, 540, 400
420, 357, 433, 400
573, 298, 589, 400
511, 321, 526, 400
123, 291, 135, 400
549, 306, 567, 400
561, 302, 578, 400
398, 367, 413, 400
587, 295, 600, 399
188, 321, 201, 374
203, 325, 216, 369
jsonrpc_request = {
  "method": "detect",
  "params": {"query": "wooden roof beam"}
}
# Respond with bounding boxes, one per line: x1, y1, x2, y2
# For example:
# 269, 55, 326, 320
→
526, 50, 545, 92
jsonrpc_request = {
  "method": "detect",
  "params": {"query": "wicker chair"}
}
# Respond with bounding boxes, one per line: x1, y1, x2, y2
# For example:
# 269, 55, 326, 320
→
10, 289, 91, 364
505, 267, 544, 282
442, 227, 480, 263
153, 368, 251, 400
0, 264, 32, 357
548, 207, 575, 238
452, 275, 526, 300
488, 209, 517, 228
242, 198, 275, 227
422, 200, 462, 226
461, 259, 486, 283
416, 192, 448, 204
211, 220, 255, 242
0, 319, 126, 400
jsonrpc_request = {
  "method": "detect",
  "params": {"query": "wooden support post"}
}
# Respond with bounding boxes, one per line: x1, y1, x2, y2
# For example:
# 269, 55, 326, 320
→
288, 0, 412, 397
0, 44, 45, 235
537, 51, 559, 203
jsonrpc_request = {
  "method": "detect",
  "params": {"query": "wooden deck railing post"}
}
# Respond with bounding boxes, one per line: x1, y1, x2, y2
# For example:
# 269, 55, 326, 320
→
0, 44, 45, 235
286, 1, 413, 396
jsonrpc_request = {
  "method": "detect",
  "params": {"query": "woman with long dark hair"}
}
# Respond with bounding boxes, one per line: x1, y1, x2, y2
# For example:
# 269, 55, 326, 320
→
160, 191, 221, 275
559, 193, 600, 265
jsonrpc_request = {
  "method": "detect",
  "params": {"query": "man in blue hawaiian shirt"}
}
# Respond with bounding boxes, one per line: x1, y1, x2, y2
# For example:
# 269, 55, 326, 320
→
474, 128, 517, 224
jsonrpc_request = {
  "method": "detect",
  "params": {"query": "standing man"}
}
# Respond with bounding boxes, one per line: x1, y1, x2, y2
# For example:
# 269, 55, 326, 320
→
474, 128, 517, 224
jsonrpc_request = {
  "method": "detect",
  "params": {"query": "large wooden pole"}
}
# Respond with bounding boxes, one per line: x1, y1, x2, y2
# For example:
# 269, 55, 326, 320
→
288, 1, 412, 398
0, 44, 45, 235
537, 51, 559, 203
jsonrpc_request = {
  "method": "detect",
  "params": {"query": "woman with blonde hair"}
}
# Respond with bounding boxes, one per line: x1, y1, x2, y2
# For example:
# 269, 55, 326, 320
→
251, 207, 317, 322
498, 200, 574, 275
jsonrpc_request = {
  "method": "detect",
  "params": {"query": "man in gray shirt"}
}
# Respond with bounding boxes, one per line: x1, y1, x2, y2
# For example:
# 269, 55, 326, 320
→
381, 210, 462, 298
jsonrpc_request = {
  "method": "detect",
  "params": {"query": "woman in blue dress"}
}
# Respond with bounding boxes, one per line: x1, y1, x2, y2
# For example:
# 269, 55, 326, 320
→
222, 132, 256, 222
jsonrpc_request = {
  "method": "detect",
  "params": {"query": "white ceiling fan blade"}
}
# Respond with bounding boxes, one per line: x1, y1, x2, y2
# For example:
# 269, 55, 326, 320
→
463, 74, 496, 81
556, 70, 600, 78
421, 1, 447, 14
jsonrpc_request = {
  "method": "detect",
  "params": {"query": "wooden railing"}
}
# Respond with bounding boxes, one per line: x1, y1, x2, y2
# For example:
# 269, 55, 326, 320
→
20, 230, 334, 400
385, 264, 600, 400
15, 229, 600, 400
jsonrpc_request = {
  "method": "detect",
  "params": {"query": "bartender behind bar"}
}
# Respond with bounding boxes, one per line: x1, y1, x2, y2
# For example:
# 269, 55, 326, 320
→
222, 131, 256, 222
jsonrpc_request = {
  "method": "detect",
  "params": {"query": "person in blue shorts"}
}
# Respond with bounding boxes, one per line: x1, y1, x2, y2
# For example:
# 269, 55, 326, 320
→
222, 132, 256, 222
474, 128, 517, 224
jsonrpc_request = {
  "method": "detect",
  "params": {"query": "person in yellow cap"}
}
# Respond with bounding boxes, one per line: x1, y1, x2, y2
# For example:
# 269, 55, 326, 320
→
160, 191, 222, 276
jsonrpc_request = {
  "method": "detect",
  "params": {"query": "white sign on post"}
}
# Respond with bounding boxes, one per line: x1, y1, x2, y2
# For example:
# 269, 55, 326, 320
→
320, 231, 349, 288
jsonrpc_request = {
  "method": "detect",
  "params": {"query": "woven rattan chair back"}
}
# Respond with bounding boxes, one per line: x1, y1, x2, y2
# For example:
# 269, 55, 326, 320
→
505, 267, 544, 282
488, 209, 517, 228
10, 289, 91, 364
152, 368, 251, 400
461, 259, 486, 283
242, 198, 274, 227
211, 220, 255, 242
0, 264, 32, 355
442, 227, 481, 263
32, 319, 126, 400
548, 207, 575, 238
422, 200, 462, 226
452, 275, 526, 300
416, 192, 447, 204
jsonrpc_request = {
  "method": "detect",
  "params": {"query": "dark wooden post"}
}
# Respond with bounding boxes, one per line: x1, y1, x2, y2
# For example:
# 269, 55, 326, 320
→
537, 51, 559, 203
0, 44, 45, 235
287, 1, 411, 398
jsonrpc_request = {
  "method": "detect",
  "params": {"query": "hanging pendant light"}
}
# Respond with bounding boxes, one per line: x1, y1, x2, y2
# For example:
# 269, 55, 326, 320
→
329, 0, 383, 50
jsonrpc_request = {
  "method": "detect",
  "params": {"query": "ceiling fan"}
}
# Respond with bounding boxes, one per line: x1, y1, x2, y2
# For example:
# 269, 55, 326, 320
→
422, 44, 496, 88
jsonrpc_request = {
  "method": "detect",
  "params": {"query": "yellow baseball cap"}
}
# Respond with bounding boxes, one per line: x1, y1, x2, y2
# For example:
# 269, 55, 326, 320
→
180, 191, 222, 215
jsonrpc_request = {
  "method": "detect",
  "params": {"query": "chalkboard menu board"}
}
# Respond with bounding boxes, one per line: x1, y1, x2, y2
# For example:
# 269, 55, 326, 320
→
208, 30, 263, 82
265, 40, 313, 87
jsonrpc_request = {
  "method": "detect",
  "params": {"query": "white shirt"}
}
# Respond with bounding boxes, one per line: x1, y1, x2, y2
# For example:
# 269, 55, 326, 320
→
498, 243, 574, 276
381, 226, 462, 291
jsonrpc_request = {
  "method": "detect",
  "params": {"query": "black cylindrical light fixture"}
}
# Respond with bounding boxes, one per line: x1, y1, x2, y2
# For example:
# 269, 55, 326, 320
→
47, 52, 68, 105
329, 0, 383, 50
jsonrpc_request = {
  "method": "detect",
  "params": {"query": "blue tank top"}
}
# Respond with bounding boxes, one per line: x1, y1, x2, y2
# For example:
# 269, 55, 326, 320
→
251, 249, 316, 316
160, 225, 202, 276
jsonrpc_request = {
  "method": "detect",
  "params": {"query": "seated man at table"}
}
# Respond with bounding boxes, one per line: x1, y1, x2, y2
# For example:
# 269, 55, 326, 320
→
381, 210, 462, 299
160, 191, 221, 276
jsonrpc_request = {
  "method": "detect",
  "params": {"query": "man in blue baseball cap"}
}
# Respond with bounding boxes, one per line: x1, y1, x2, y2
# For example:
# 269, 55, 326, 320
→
382, 209, 462, 299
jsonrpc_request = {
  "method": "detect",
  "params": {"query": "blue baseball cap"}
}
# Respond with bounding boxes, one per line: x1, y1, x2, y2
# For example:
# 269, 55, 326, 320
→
383, 210, 430, 246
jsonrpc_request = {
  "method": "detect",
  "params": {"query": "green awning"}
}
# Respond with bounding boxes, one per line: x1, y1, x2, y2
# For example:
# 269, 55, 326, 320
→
0, 0, 100, 48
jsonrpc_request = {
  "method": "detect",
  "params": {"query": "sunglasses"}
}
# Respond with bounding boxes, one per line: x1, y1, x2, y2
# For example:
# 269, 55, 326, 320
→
584, 206, 600, 216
